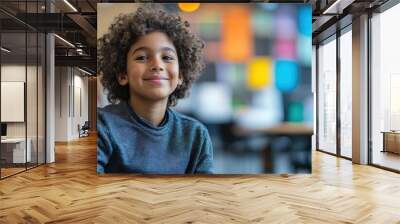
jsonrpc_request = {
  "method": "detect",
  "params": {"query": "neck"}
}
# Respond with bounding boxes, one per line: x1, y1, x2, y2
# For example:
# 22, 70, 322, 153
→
129, 96, 168, 127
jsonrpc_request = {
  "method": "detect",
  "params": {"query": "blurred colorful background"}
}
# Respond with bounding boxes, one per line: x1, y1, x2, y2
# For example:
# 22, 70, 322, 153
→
97, 3, 313, 174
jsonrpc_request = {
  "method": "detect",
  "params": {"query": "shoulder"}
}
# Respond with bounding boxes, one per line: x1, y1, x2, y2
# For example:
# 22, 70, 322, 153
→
97, 102, 132, 136
169, 109, 212, 146
97, 102, 130, 123
169, 109, 209, 134
98, 102, 126, 116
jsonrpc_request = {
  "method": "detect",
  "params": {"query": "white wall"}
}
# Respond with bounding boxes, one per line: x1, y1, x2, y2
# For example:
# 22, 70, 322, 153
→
55, 66, 68, 141
72, 73, 89, 138
55, 67, 89, 141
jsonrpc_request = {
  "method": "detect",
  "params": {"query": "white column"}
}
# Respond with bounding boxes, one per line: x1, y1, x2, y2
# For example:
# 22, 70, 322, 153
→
352, 14, 369, 164
46, 33, 55, 163
46, 1, 55, 163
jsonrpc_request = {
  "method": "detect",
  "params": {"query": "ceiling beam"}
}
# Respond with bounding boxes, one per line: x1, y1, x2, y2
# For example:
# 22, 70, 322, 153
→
322, 0, 356, 14
66, 13, 97, 47
55, 55, 96, 72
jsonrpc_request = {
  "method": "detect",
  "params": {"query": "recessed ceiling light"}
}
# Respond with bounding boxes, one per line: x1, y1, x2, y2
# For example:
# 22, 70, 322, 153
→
63, 0, 78, 12
78, 67, 93, 76
1, 47, 11, 53
54, 34, 75, 48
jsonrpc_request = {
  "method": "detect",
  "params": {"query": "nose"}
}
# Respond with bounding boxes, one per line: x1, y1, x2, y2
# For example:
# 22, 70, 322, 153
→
150, 57, 164, 72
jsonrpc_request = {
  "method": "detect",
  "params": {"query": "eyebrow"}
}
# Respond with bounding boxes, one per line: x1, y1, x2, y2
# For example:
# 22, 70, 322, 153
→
131, 46, 177, 55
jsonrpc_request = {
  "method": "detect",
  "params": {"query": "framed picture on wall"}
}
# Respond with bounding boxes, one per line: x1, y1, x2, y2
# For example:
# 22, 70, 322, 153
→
1, 81, 25, 122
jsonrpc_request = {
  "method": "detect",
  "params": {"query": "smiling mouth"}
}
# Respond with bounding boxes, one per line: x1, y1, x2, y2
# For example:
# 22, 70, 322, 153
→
144, 78, 168, 81
143, 77, 168, 85
143, 74, 169, 81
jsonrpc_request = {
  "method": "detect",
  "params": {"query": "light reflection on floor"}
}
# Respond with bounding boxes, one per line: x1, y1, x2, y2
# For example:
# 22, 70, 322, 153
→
372, 150, 400, 171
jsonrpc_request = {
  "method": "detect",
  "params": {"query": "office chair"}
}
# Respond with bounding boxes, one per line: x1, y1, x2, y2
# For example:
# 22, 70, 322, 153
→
78, 121, 90, 138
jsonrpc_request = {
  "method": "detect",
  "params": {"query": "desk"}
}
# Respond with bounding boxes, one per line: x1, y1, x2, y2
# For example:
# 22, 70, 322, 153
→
1, 138, 31, 163
382, 131, 400, 154
233, 122, 314, 136
232, 123, 313, 173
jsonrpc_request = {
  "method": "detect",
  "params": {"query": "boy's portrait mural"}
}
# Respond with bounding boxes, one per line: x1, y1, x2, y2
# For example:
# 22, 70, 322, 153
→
97, 3, 313, 174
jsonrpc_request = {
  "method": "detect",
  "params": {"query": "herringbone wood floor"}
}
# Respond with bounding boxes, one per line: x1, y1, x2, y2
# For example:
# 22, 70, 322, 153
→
1, 135, 400, 223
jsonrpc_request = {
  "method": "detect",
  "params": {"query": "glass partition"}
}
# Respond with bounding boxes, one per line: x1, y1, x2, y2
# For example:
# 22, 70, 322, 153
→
1, 30, 28, 177
38, 32, 45, 165
0, 1, 46, 179
371, 3, 400, 171
339, 28, 352, 158
317, 36, 337, 154
27, 31, 38, 169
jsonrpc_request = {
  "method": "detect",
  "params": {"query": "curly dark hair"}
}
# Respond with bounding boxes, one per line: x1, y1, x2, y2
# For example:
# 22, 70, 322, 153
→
98, 6, 205, 106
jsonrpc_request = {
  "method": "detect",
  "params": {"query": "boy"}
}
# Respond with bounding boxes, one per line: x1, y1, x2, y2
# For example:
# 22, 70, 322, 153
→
97, 6, 213, 174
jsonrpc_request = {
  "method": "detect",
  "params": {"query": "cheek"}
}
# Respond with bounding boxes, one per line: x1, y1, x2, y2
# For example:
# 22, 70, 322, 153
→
127, 63, 144, 79
170, 64, 180, 79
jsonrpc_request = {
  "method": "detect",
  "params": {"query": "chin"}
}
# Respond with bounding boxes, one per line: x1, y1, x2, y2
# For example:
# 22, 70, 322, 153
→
144, 93, 170, 102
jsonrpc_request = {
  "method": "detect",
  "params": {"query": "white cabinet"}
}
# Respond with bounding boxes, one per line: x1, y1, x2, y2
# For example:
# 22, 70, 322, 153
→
1, 138, 31, 163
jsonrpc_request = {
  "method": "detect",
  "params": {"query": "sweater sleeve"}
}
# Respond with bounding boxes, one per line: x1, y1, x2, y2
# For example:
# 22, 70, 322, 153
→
97, 112, 114, 174
194, 128, 214, 174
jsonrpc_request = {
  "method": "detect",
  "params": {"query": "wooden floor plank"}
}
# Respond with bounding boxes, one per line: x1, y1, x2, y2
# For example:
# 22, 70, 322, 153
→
0, 135, 400, 223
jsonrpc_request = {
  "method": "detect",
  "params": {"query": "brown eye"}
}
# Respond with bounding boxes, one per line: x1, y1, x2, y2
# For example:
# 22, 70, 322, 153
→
135, 55, 147, 61
162, 55, 175, 61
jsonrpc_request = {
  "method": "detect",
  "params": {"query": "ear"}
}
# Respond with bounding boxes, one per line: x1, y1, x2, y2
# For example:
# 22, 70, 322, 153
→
117, 73, 128, 86
178, 73, 183, 86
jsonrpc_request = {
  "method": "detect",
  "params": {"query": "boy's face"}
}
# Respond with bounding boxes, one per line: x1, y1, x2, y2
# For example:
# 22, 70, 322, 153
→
118, 31, 181, 104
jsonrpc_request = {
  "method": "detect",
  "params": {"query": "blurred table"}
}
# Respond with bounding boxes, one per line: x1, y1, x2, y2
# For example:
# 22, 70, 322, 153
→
233, 122, 314, 136
233, 122, 313, 173
381, 131, 400, 154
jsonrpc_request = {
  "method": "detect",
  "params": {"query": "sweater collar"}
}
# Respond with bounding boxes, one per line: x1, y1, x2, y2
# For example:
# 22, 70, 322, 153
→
123, 101, 170, 134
